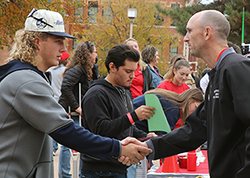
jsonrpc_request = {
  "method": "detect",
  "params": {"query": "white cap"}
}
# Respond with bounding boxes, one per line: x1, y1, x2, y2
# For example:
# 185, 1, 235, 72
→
25, 8, 76, 39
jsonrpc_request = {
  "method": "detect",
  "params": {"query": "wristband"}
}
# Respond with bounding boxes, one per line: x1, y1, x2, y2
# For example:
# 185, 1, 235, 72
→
127, 113, 134, 124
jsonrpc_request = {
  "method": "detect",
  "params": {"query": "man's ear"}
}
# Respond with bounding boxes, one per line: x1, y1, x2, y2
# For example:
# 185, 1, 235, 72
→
34, 37, 41, 50
204, 26, 212, 41
109, 62, 117, 72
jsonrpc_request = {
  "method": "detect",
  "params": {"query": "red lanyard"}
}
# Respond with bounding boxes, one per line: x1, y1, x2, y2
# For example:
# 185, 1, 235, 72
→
216, 48, 229, 62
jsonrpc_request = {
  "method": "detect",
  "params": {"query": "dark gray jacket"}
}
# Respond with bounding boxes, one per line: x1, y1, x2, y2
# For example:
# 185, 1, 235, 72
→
58, 65, 90, 113
142, 65, 155, 93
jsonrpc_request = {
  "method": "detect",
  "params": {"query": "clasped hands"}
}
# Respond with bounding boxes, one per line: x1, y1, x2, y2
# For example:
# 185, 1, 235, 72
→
118, 137, 151, 166
118, 105, 155, 166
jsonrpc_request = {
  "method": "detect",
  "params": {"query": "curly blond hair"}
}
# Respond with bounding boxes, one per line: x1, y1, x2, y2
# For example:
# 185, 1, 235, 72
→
6, 29, 50, 66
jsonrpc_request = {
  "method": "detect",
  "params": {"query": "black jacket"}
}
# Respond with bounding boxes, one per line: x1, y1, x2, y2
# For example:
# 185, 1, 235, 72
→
142, 65, 155, 93
148, 48, 250, 178
58, 65, 90, 112
81, 79, 147, 173
91, 63, 100, 81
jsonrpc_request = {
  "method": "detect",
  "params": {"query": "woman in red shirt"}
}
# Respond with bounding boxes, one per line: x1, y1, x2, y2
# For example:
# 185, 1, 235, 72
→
157, 55, 191, 128
124, 38, 154, 99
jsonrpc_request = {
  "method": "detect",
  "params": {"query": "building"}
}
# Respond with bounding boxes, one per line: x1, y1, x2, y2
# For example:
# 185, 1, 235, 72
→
65, 0, 198, 75
1, 0, 198, 75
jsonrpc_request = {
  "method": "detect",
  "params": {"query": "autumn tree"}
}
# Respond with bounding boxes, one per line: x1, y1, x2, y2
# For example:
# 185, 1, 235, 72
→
74, 0, 178, 76
0, 0, 85, 49
1, 0, 179, 75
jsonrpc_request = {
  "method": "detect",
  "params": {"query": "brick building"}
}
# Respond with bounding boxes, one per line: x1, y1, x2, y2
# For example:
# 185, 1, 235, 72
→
1, 0, 198, 74
65, 0, 198, 74
65, 0, 187, 58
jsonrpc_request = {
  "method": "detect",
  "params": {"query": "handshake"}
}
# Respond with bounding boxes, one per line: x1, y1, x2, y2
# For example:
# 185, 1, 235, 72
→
118, 137, 151, 166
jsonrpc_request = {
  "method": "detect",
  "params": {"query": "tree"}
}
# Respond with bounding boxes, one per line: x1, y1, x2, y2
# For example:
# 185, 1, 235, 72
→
156, 0, 250, 75
1, 0, 179, 75
74, 0, 177, 76
0, 0, 84, 49
156, 0, 250, 47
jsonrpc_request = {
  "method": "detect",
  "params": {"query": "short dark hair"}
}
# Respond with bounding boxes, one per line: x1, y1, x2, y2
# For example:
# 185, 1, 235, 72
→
141, 45, 157, 64
105, 44, 140, 72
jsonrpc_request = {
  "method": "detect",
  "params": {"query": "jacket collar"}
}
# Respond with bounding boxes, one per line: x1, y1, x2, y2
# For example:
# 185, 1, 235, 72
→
0, 59, 47, 82
214, 47, 235, 70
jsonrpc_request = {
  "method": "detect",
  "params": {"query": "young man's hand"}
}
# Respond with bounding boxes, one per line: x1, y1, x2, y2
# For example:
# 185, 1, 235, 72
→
135, 106, 155, 121
118, 137, 152, 166
75, 107, 82, 116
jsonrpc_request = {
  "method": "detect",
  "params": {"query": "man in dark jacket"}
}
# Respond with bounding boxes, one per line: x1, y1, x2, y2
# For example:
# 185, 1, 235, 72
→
137, 10, 250, 178
81, 44, 156, 177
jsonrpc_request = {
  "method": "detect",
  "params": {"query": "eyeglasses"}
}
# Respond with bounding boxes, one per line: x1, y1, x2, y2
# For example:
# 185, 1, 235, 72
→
28, 8, 53, 28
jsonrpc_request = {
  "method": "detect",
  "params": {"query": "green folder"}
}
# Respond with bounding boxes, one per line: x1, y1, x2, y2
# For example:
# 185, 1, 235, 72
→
145, 94, 171, 133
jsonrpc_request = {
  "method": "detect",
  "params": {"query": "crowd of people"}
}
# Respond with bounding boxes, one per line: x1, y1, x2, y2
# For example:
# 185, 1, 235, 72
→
1, 7, 250, 178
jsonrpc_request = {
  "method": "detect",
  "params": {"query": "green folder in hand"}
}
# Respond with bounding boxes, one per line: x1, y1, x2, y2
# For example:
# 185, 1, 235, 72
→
145, 94, 171, 133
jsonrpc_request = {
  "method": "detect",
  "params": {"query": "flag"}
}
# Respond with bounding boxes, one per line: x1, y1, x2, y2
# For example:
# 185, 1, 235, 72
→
242, 7, 245, 44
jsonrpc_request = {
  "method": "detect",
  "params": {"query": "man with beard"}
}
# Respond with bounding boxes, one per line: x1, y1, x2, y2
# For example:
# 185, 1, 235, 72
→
81, 44, 156, 178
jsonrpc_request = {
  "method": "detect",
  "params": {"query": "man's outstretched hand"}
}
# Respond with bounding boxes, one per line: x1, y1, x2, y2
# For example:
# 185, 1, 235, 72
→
118, 137, 151, 166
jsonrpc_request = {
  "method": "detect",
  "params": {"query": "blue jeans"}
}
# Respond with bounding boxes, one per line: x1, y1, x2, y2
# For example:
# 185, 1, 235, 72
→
58, 116, 80, 178
126, 164, 136, 178
59, 144, 71, 178
81, 171, 127, 178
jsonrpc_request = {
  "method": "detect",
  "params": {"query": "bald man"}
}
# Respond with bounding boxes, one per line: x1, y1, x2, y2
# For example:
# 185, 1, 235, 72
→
139, 10, 250, 177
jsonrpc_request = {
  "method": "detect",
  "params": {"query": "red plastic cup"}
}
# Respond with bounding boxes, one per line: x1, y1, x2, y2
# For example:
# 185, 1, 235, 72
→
178, 155, 187, 168
187, 150, 197, 171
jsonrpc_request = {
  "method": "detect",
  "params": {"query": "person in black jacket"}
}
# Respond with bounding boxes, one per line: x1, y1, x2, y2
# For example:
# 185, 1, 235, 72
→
121, 10, 250, 178
58, 41, 98, 178
81, 44, 156, 178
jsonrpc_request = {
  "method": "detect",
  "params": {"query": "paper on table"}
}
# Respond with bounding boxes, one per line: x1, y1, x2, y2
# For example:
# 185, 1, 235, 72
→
145, 94, 171, 133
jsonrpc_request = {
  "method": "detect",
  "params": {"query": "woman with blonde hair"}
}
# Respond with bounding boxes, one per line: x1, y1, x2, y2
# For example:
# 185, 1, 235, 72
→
133, 88, 203, 134
124, 38, 155, 99
157, 55, 191, 129
159, 54, 190, 93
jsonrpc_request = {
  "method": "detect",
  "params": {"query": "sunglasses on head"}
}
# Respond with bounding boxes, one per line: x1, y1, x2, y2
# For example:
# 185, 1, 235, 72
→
85, 41, 90, 49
